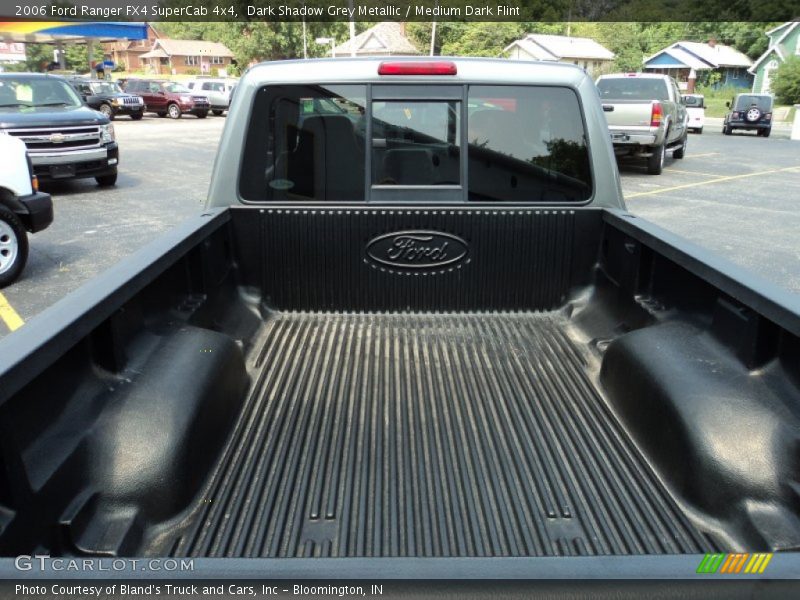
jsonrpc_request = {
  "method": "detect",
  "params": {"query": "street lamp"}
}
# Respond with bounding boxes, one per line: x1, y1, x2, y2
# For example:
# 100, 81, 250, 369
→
315, 37, 335, 58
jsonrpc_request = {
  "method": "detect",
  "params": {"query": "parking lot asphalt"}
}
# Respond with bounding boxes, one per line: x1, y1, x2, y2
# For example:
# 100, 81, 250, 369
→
0, 115, 797, 336
621, 120, 800, 293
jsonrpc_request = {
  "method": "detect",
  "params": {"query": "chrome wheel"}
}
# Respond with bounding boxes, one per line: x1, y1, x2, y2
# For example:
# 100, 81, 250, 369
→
0, 219, 19, 276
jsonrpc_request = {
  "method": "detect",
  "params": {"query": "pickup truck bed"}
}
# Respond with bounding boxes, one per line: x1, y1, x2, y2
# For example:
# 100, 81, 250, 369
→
173, 311, 712, 558
3, 205, 797, 564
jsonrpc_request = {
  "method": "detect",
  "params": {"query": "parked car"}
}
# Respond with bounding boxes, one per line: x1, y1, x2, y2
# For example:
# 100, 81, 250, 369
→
596, 73, 689, 174
65, 77, 144, 121
0, 134, 53, 286
123, 79, 210, 119
0, 73, 119, 186
186, 78, 234, 115
682, 93, 705, 133
723, 93, 773, 137
0, 59, 798, 591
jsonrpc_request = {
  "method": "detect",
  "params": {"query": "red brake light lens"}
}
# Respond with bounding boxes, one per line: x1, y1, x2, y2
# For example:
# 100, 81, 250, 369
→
378, 61, 457, 76
650, 102, 663, 127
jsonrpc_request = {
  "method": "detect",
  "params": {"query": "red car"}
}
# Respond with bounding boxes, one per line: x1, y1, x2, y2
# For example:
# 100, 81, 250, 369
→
123, 79, 210, 119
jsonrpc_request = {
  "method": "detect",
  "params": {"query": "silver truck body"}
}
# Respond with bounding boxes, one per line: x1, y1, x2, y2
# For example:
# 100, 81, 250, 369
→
596, 73, 688, 150
207, 57, 625, 210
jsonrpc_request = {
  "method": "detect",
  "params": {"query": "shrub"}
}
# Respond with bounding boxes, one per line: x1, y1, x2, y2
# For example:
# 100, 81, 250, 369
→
771, 56, 800, 105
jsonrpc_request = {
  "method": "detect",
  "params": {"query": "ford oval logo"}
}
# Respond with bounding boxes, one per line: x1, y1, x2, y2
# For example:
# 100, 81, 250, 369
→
366, 230, 468, 270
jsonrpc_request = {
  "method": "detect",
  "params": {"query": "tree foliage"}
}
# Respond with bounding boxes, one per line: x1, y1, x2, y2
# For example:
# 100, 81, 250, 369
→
771, 56, 800, 105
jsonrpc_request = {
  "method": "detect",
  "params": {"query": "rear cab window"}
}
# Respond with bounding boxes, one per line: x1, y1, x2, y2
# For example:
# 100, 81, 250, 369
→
596, 77, 670, 101
240, 83, 592, 203
734, 95, 773, 111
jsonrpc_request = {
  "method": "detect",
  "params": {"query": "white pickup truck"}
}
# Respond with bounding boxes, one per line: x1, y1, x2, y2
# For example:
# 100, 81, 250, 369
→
596, 73, 689, 174
0, 134, 53, 286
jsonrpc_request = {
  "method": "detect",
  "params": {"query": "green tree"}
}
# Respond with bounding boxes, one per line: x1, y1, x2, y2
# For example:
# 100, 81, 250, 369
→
771, 56, 800, 105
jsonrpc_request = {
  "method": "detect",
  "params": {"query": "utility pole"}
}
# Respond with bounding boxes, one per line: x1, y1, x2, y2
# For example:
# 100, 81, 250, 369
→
430, 0, 438, 56
302, 18, 307, 59
349, 0, 356, 56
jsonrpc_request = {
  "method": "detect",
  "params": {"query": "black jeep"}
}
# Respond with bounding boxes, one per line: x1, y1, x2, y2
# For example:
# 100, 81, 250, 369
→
66, 77, 145, 121
723, 93, 773, 137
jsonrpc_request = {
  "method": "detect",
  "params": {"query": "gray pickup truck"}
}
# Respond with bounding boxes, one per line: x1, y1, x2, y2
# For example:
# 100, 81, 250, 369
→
597, 73, 689, 174
0, 58, 797, 592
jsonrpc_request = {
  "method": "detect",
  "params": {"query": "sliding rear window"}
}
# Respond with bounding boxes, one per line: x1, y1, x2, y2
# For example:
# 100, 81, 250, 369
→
240, 83, 591, 203
240, 84, 366, 201
467, 86, 592, 202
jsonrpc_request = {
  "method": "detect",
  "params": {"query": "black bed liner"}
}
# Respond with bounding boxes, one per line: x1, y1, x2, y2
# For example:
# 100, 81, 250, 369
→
172, 312, 715, 558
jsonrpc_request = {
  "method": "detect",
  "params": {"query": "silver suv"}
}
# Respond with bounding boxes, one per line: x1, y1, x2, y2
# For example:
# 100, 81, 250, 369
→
186, 78, 236, 116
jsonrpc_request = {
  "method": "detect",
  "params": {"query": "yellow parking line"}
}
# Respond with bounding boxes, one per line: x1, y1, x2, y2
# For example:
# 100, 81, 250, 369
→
627, 165, 800, 199
665, 168, 724, 178
0, 292, 24, 332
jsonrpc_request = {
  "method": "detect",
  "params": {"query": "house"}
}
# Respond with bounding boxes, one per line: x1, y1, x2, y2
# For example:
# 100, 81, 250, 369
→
750, 22, 800, 94
139, 39, 234, 75
643, 40, 753, 90
330, 22, 420, 57
102, 23, 160, 72
503, 34, 615, 76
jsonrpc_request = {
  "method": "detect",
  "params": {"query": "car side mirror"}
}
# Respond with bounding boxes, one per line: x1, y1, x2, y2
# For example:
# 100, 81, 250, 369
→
725, 101, 730, 108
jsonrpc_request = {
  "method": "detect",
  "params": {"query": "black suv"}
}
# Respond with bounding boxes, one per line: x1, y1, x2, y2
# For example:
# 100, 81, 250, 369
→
66, 77, 144, 121
723, 93, 773, 137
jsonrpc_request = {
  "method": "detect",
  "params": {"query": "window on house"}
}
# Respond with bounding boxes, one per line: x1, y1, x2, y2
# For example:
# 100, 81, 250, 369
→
211, 56, 225, 65
731, 69, 739, 79
186, 56, 199, 66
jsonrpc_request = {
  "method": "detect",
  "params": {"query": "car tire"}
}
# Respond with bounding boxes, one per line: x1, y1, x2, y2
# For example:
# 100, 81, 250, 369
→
99, 103, 114, 120
212, 109, 224, 116
167, 103, 181, 119
0, 205, 29, 288
673, 134, 687, 159
197, 111, 208, 119
762, 129, 771, 138
647, 143, 665, 175
96, 172, 118, 187
723, 124, 731, 135
697, 127, 703, 135
131, 112, 144, 121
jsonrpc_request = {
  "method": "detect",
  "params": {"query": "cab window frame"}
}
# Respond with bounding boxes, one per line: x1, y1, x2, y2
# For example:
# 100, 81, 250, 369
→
237, 82, 595, 206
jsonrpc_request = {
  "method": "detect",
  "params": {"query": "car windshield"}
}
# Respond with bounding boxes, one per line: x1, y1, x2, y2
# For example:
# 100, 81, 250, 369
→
596, 78, 670, 101
0, 77, 82, 109
163, 82, 190, 93
90, 82, 123, 95
734, 95, 772, 111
